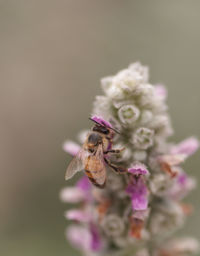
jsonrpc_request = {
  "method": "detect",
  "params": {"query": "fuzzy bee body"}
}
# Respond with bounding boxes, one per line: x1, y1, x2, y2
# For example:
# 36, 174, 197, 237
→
65, 118, 126, 188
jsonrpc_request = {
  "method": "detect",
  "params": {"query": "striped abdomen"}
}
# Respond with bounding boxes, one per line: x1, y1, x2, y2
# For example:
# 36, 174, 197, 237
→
84, 155, 106, 188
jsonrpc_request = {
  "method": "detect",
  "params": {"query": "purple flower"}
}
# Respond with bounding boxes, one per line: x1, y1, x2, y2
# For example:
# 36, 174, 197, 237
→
126, 176, 149, 211
66, 224, 102, 252
63, 140, 80, 156
89, 223, 102, 251
76, 176, 93, 202
76, 175, 91, 192
66, 225, 91, 252
168, 172, 196, 200
90, 115, 112, 128
60, 173, 92, 204
128, 163, 149, 176
170, 137, 199, 157
65, 209, 91, 222
60, 177, 92, 203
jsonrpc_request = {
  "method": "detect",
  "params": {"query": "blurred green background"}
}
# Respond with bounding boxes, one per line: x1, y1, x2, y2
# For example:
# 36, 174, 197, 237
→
0, 0, 200, 255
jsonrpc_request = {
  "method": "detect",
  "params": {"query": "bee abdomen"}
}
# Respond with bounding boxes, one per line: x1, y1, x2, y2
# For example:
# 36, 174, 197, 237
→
85, 170, 106, 188
88, 176, 106, 188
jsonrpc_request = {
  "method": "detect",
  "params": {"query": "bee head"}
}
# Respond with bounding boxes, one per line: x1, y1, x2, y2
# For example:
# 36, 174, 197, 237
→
89, 116, 120, 138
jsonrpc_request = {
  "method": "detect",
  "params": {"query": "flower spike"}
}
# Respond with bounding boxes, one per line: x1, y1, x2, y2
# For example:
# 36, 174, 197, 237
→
61, 62, 199, 256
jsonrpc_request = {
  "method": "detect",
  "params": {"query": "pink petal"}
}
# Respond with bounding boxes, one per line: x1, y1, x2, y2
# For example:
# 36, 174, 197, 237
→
168, 172, 196, 200
66, 225, 91, 251
65, 209, 91, 222
60, 187, 85, 203
63, 140, 81, 156
66, 224, 102, 252
128, 163, 149, 176
60, 177, 92, 203
171, 137, 199, 157
159, 154, 186, 165
154, 84, 167, 100
75, 176, 93, 202
126, 177, 149, 211
76, 176, 91, 192
90, 115, 112, 128
89, 223, 102, 251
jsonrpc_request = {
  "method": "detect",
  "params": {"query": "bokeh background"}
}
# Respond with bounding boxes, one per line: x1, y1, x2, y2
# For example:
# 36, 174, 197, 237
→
0, 1, 200, 255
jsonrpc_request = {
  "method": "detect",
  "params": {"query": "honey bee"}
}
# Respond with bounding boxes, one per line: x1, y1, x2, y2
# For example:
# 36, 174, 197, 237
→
65, 118, 127, 188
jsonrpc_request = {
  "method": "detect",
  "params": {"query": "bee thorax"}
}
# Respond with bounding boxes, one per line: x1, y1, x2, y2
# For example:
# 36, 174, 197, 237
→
87, 132, 102, 145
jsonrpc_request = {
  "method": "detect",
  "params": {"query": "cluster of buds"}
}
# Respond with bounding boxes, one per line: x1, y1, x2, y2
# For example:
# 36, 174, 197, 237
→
60, 63, 199, 256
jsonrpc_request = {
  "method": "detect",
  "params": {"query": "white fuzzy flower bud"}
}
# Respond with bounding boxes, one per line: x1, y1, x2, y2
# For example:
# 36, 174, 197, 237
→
149, 174, 172, 196
104, 83, 124, 100
92, 96, 111, 119
114, 69, 143, 93
135, 84, 154, 107
133, 150, 147, 162
112, 99, 133, 109
118, 104, 140, 125
101, 214, 125, 237
101, 67, 145, 100
140, 110, 153, 125
132, 127, 154, 149
149, 200, 184, 235
128, 62, 149, 83
149, 115, 172, 137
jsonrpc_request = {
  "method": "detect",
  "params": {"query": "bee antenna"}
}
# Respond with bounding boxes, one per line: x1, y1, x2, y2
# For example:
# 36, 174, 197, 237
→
89, 117, 121, 134
89, 117, 100, 126
110, 127, 121, 134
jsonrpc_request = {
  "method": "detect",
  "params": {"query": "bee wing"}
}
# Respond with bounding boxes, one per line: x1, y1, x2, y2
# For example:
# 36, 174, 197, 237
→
96, 144, 106, 162
95, 144, 107, 186
65, 149, 90, 180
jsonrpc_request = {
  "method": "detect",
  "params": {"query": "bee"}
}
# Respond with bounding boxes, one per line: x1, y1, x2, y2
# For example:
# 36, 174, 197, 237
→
65, 117, 127, 188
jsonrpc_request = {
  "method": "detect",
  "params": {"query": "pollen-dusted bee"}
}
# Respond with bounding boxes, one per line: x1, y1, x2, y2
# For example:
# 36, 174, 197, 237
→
65, 117, 127, 188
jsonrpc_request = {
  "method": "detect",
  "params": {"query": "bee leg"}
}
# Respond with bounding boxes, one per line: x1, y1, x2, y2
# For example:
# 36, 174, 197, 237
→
104, 147, 125, 154
104, 158, 127, 174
